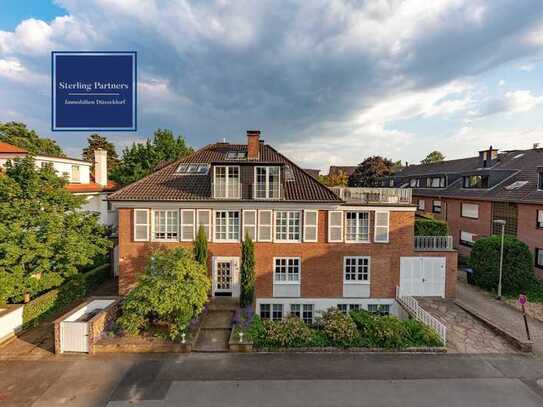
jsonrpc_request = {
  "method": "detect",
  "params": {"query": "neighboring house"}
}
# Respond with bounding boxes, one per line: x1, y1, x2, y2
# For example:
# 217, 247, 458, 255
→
303, 168, 320, 179
0, 142, 118, 226
328, 165, 357, 178
379, 145, 543, 278
109, 131, 457, 321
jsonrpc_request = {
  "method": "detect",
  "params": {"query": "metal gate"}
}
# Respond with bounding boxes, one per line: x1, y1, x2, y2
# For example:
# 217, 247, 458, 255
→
60, 321, 88, 353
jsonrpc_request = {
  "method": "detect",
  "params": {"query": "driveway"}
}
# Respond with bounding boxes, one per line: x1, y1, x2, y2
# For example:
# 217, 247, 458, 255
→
1, 353, 543, 407
418, 298, 516, 353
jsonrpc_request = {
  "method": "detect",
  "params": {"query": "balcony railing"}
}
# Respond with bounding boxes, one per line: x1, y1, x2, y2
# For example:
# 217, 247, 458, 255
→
414, 236, 454, 251
212, 181, 241, 199
331, 187, 412, 204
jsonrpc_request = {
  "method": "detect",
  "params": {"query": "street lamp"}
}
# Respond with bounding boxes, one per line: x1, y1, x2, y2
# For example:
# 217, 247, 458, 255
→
493, 219, 506, 300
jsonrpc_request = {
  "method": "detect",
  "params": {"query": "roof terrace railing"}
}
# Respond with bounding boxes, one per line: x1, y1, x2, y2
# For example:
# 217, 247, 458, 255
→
414, 236, 454, 251
330, 187, 412, 204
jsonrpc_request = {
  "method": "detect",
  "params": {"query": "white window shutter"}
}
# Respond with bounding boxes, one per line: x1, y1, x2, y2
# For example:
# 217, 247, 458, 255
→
374, 211, 389, 243
134, 209, 149, 241
180, 209, 195, 241
197, 209, 212, 241
303, 210, 318, 242
243, 210, 257, 241
258, 210, 272, 242
328, 211, 343, 242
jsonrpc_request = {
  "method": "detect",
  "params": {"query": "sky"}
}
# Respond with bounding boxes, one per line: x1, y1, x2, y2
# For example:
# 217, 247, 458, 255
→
1, 0, 543, 171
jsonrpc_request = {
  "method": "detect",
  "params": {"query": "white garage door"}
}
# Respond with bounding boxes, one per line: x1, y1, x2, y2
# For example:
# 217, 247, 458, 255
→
400, 257, 446, 297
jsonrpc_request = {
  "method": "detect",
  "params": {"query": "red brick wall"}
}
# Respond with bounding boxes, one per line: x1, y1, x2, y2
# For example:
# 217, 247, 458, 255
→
117, 208, 457, 298
518, 203, 543, 279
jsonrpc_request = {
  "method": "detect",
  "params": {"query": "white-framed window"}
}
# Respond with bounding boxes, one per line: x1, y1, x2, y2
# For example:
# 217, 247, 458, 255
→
274, 257, 300, 283
338, 304, 361, 313
433, 200, 442, 213
536, 210, 543, 229
275, 211, 301, 241
213, 166, 240, 199
427, 176, 445, 188
290, 304, 301, 318
180, 209, 195, 241
134, 209, 149, 241
374, 211, 389, 243
460, 231, 476, 246
242, 210, 257, 240
418, 199, 425, 211
536, 248, 543, 269
343, 256, 370, 283
260, 304, 271, 320
368, 304, 390, 316
197, 209, 212, 240
272, 304, 283, 321
302, 304, 314, 324
303, 210, 318, 242
409, 178, 420, 187
254, 166, 280, 199
71, 165, 80, 183
258, 210, 273, 242
328, 211, 343, 242
214, 210, 240, 241
345, 211, 369, 242
152, 209, 179, 241
461, 203, 479, 219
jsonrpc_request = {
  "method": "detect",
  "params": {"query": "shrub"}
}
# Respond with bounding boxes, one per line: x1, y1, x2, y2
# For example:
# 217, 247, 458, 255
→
470, 235, 541, 298
117, 248, 210, 340
318, 308, 359, 347
248, 315, 313, 348
240, 234, 256, 308
402, 319, 442, 347
415, 218, 448, 236
22, 263, 110, 328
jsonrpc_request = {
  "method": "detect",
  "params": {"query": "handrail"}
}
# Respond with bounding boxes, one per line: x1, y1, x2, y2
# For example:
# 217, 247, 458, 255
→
395, 286, 447, 346
414, 236, 453, 251
331, 187, 412, 204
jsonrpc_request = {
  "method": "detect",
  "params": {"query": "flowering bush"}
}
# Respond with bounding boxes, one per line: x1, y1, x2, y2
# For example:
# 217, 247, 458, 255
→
263, 316, 314, 347
318, 308, 358, 347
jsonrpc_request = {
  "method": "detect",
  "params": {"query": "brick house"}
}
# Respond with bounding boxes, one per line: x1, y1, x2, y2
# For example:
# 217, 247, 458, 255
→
109, 131, 456, 321
380, 145, 543, 278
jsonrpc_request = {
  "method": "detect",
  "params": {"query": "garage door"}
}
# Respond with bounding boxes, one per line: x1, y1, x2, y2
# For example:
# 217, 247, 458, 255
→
400, 257, 446, 297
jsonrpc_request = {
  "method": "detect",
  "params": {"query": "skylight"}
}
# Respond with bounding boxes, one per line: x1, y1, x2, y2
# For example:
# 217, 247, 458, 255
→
284, 165, 295, 182
176, 163, 209, 175
505, 180, 528, 190
226, 151, 247, 160
512, 153, 524, 159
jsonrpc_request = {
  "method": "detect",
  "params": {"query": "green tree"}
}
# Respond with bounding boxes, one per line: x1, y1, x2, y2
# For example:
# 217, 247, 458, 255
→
470, 235, 535, 295
421, 151, 445, 165
193, 225, 208, 266
240, 234, 256, 308
348, 156, 395, 187
117, 248, 211, 340
82, 134, 120, 174
0, 156, 111, 303
319, 170, 348, 187
0, 121, 65, 157
111, 129, 193, 185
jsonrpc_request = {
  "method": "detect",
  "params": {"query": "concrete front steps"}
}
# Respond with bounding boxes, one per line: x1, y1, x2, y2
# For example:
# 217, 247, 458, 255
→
193, 298, 238, 352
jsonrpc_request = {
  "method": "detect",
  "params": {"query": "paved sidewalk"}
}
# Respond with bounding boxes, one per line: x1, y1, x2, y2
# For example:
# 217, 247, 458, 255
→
456, 282, 543, 353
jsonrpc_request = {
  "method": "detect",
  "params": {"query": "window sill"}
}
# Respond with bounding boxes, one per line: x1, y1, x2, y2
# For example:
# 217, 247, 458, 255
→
344, 240, 371, 244
214, 239, 241, 243
343, 281, 370, 285
274, 240, 302, 244
151, 239, 179, 243
461, 216, 479, 220
273, 281, 300, 285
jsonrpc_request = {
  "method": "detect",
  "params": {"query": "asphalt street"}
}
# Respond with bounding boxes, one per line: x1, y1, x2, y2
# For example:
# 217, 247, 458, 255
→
2, 352, 543, 407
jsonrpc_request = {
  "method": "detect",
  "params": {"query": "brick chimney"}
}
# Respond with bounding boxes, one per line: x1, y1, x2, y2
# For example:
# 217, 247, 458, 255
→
247, 130, 261, 160
94, 149, 108, 186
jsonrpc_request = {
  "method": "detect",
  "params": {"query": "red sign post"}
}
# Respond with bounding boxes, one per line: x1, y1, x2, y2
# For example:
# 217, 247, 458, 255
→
518, 294, 531, 341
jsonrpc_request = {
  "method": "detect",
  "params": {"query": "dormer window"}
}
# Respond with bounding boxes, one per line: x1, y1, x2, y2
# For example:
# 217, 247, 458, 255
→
463, 175, 489, 189
213, 166, 240, 198
255, 166, 280, 199
426, 176, 445, 188
409, 178, 420, 187
284, 165, 295, 182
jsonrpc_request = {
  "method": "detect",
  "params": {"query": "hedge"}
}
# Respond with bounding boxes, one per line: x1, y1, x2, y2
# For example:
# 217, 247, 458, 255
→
415, 218, 448, 236
22, 263, 111, 329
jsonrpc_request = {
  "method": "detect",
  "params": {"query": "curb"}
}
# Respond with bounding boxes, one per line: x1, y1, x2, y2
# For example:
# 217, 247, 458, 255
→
455, 300, 533, 353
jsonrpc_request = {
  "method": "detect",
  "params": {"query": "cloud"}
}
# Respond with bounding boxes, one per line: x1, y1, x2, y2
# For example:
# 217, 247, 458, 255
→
0, 0, 543, 166
469, 89, 543, 117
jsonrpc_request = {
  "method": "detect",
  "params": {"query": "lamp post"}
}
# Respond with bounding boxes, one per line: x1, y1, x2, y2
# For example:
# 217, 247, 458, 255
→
493, 219, 506, 300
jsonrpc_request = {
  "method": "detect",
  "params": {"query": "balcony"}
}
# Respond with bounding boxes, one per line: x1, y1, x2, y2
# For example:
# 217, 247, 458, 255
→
331, 187, 412, 205
414, 236, 454, 251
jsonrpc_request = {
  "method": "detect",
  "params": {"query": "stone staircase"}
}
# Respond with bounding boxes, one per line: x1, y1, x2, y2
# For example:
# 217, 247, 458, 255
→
193, 298, 238, 352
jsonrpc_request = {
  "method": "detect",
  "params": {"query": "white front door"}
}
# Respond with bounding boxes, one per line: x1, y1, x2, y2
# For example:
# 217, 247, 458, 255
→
212, 257, 240, 298
400, 257, 446, 297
